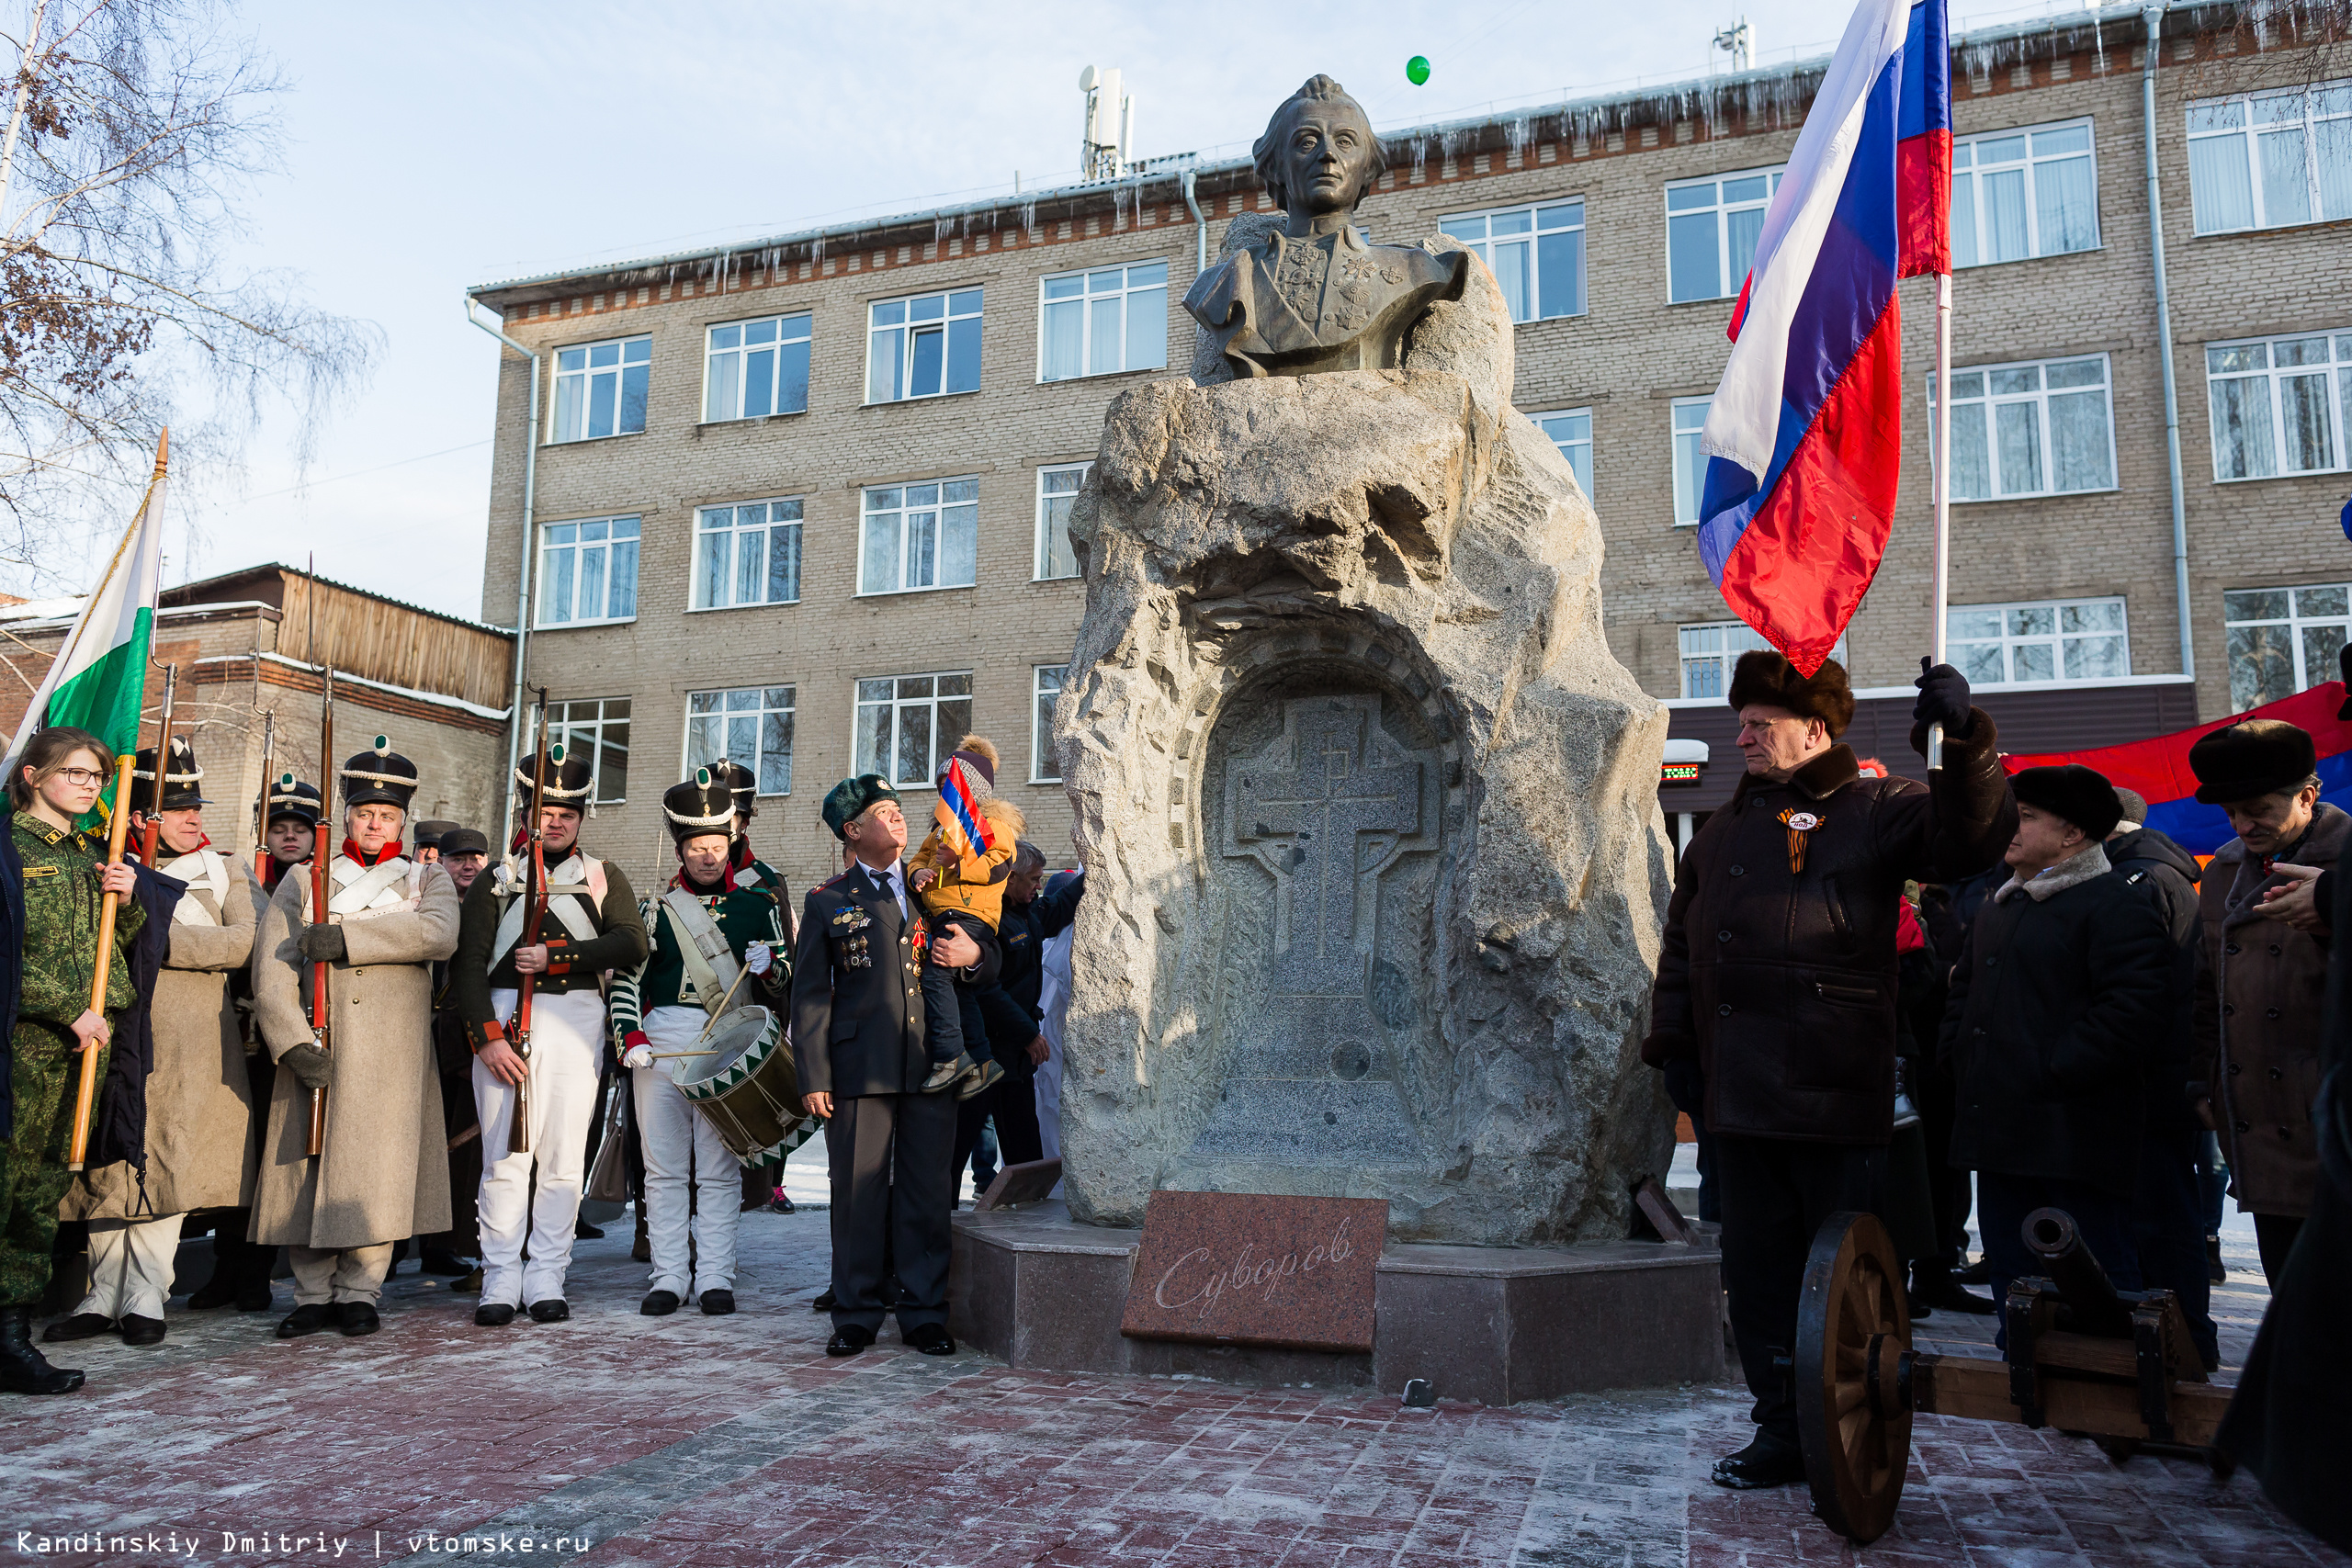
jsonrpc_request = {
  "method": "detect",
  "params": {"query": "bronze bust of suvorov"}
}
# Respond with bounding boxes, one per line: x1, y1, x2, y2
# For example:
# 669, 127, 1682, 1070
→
1184, 76, 1469, 379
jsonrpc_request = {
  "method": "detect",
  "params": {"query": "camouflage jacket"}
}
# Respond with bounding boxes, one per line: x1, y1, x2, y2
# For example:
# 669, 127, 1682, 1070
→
13, 810, 142, 1026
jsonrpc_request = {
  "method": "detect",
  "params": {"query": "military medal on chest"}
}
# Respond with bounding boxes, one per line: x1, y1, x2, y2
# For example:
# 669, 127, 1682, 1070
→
1778, 808, 1823, 874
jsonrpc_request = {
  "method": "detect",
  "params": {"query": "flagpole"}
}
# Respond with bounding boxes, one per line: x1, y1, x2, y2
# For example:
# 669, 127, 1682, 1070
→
1927, 270, 1953, 773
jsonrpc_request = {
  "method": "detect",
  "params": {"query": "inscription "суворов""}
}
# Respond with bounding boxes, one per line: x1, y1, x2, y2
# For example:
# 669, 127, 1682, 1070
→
1120, 1191, 1388, 1353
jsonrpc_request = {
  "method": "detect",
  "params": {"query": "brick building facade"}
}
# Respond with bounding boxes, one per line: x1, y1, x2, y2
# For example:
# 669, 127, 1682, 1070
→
466, 1, 2352, 889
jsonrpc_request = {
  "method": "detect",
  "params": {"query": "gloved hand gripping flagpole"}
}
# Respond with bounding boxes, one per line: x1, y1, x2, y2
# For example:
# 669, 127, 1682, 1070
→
1927, 269, 1952, 773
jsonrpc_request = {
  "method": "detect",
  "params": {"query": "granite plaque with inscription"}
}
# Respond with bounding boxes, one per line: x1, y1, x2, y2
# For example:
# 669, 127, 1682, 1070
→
1119, 1190, 1387, 1353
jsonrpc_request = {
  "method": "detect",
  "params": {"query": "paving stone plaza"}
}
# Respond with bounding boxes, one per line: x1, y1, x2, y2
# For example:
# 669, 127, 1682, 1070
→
1, 1200, 2335, 1568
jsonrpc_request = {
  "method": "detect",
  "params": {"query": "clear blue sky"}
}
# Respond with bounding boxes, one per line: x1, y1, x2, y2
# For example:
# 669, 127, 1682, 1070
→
150, 0, 2082, 619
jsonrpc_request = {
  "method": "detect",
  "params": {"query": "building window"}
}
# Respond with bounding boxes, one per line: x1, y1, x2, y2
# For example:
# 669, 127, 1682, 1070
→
537, 516, 639, 626
2206, 331, 2352, 481
685, 685, 796, 796
2223, 583, 2351, 711
2187, 82, 2352, 235
1948, 597, 2130, 686
1437, 199, 1586, 321
867, 288, 982, 402
550, 335, 650, 443
1665, 166, 1784, 304
693, 499, 802, 611
1532, 409, 1592, 496
1671, 398, 1711, 525
860, 479, 978, 595
854, 671, 972, 789
704, 313, 812, 422
1950, 119, 2100, 268
1035, 463, 1090, 580
1032, 664, 1066, 783
1039, 261, 1168, 381
1928, 355, 2116, 501
547, 698, 630, 805
1679, 621, 1849, 699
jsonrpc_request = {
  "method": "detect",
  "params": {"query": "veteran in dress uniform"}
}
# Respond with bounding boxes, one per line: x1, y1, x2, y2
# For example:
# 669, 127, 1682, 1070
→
49, 739, 260, 1348
1, 728, 146, 1396
791, 774, 982, 1358
451, 746, 646, 1325
250, 738, 460, 1339
608, 772, 788, 1316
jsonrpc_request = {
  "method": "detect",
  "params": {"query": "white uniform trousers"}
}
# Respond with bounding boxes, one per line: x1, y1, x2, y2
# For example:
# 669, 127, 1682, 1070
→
473, 985, 605, 1307
288, 1243, 392, 1306
74, 1213, 186, 1321
635, 1005, 740, 1298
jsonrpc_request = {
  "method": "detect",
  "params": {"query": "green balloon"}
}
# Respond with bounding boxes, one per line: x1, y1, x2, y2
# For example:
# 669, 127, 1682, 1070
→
1407, 55, 1431, 85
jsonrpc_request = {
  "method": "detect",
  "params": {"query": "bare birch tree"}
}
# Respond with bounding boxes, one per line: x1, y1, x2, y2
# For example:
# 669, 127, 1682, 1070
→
0, 0, 376, 585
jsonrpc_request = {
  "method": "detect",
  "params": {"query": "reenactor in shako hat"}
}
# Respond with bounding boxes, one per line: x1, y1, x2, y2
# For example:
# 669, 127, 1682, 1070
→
249, 736, 460, 1340
607, 770, 788, 1316
790, 774, 987, 1358
257, 776, 322, 896
450, 744, 646, 1325
50, 739, 261, 1348
705, 757, 797, 1213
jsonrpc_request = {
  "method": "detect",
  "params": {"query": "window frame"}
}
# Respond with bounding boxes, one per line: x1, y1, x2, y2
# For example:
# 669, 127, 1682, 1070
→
2202, 328, 2352, 483
1946, 595, 2132, 688
865, 288, 984, 404
852, 671, 974, 790
548, 333, 652, 445
2186, 79, 2352, 235
1949, 116, 2103, 268
690, 497, 806, 613
683, 684, 797, 798
1435, 198, 1588, 321
1036, 260, 1170, 382
2222, 581, 2352, 712
1927, 353, 2120, 503
1678, 621, 1850, 699
1529, 407, 1593, 498
1032, 664, 1067, 784
1663, 163, 1786, 304
1035, 462, 1091, 581
858, 478, 980, 597
702, 311, 813, 423
1671, 397, 1712, 526
533, 514, 641, 629
547, 697, 631, 806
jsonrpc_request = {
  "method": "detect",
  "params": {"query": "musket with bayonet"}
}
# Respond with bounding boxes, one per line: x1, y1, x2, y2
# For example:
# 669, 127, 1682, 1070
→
508, 688, 552, 1156
138, 662, 177, 865
252, 711, 276, 881
306, 666, 335, 1159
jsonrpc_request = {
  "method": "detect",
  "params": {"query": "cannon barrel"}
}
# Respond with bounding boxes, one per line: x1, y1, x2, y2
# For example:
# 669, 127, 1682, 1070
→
2021, 1207, 2134, 1338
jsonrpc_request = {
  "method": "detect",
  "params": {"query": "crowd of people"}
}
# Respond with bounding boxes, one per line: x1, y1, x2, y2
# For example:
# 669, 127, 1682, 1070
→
0, 720, 1081, 1395
1646, 648, 2335, 1510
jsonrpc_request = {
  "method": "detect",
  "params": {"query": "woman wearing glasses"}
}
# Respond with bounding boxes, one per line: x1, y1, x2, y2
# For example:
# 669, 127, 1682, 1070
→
0, 726, 144, 1395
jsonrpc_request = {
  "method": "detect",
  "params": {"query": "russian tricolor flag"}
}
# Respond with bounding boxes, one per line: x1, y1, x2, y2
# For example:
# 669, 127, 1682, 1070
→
1700, 0, 1951, 676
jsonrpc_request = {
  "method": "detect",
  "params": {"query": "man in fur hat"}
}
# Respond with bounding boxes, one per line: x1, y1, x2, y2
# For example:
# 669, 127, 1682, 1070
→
1644, 652, 2013, 1490
48, 738, 259, 1347
791, 774, 985, 1358
250, 738, 460, 1339
451, 745, 647, 1325
2188, 717, 2341, 1285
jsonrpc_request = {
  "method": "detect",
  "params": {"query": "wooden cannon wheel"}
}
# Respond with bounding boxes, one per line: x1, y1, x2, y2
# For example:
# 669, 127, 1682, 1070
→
1796, 1211, 1915, 1544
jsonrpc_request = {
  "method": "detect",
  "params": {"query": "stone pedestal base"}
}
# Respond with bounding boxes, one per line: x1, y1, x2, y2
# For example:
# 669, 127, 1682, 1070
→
950, 1201, 1724, 1406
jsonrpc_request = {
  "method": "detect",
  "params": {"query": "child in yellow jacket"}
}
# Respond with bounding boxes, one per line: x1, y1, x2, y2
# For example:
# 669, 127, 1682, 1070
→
909, 735, 1026, 1096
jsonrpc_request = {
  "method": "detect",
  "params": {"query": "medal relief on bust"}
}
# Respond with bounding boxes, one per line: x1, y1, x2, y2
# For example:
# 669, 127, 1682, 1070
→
1182, 75, 1470, 379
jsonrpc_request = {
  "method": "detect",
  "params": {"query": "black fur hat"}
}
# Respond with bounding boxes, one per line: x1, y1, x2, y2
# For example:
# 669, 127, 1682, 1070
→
2189, 719, 2317, 806
2012, 764, 2122, 840
1726, 650, 1856, 739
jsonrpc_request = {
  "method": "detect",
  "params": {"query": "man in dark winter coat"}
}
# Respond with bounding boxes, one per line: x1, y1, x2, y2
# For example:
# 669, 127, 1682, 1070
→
1943, 764, 2172, 1320
963, 842, 1085, 1176
1644, 651, 2014, 1490
2105, 787, 2219, 1366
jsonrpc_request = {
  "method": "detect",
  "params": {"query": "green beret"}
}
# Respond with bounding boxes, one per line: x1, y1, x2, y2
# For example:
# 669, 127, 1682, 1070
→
821, 774, 899, 840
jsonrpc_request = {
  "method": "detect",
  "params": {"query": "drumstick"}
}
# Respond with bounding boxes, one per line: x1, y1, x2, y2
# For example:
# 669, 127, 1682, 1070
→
695, 964, 755, 1044
648, 1048, 719, 1059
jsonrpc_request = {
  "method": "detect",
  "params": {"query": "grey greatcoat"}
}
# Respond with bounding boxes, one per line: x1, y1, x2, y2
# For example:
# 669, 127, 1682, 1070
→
250, 854, 458, 1249
62, 848, 262, 1221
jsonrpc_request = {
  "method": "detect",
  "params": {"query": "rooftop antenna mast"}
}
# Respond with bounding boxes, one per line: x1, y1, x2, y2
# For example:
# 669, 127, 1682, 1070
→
1079, 64, 1133, 181
1713, 16, 1754, 73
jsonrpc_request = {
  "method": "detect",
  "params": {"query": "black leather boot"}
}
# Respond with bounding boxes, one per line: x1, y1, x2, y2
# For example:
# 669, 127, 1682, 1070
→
1, 1306, 85, 1394
1711, 1428, 1805, 1489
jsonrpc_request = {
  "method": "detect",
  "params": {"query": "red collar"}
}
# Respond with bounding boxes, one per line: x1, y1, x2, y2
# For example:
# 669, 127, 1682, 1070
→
342, 837, 402, 867
729, 837, 754, 872
670, 867, 727, 897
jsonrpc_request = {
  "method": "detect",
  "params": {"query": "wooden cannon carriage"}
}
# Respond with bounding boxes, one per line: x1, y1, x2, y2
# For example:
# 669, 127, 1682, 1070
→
1796, 1208, 2233, 1543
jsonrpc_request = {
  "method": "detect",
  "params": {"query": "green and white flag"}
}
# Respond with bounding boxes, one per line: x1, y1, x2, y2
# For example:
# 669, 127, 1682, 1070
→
2, 432, 167, 783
